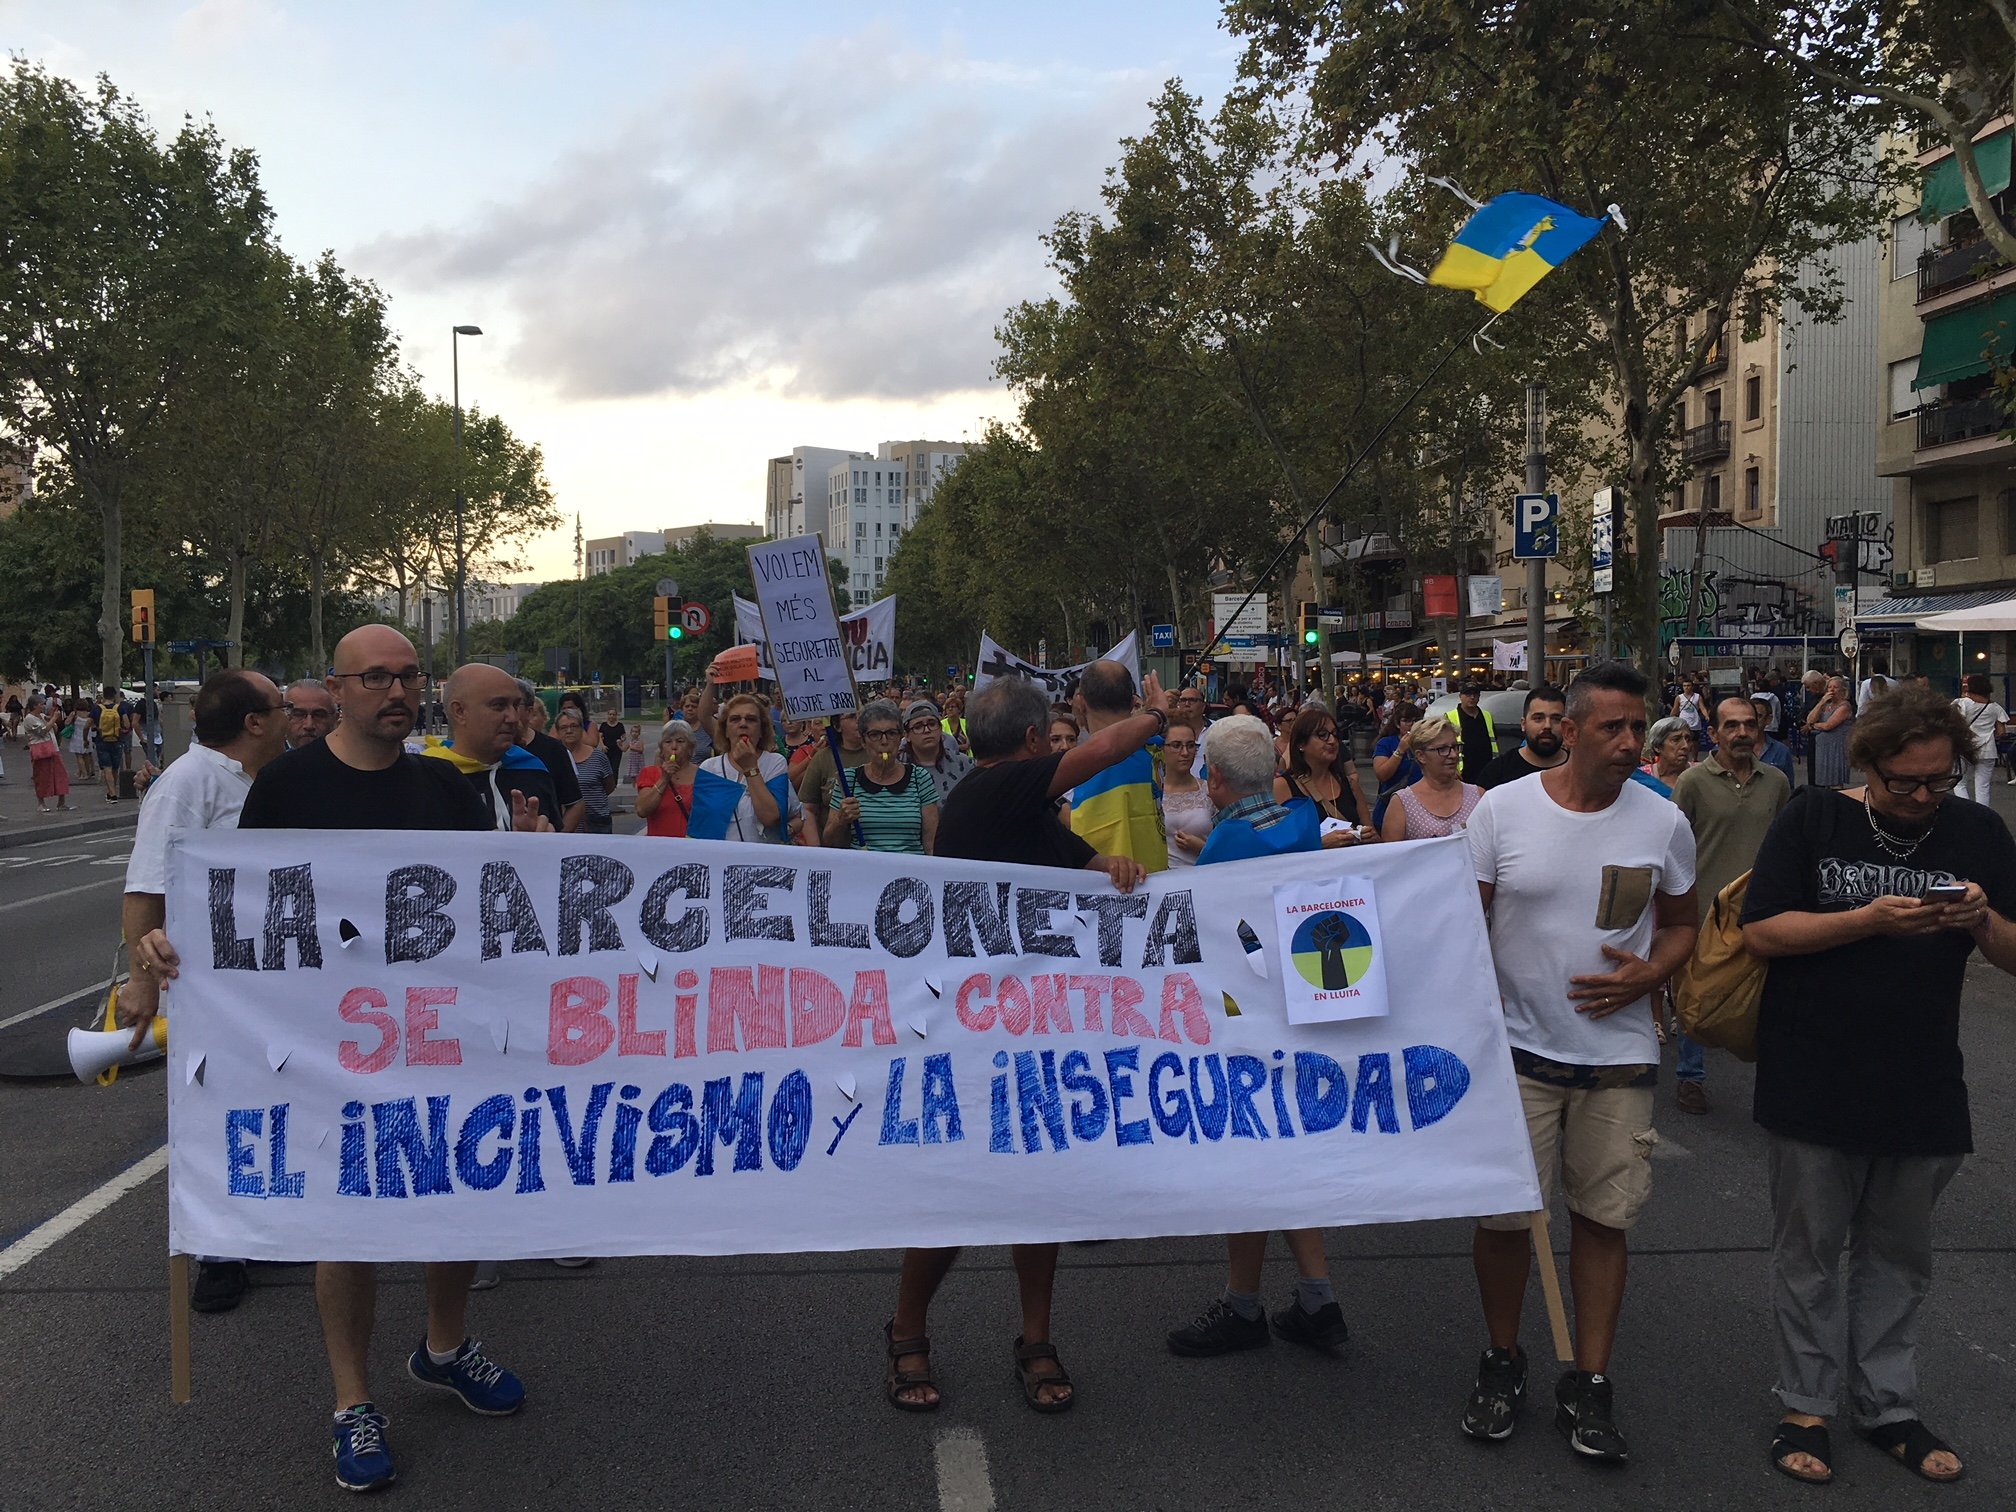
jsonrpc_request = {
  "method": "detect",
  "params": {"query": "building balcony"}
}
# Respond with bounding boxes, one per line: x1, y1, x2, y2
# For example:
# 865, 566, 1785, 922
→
1917, 394, 2007, 450
1695, 341, 1727, 379
1681, 419, 1732, 465
1919, 236, 2007, 302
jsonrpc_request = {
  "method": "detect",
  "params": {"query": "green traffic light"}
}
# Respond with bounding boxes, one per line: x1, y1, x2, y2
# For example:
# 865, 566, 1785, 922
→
668, 624, 685, 640
1303, 628, 1319, 645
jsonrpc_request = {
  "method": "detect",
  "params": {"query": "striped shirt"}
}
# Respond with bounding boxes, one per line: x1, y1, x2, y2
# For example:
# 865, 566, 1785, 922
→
827, 762, 941, 853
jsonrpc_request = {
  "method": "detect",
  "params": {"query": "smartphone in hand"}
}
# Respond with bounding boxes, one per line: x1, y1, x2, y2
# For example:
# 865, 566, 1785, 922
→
1921, 883, 1969, 904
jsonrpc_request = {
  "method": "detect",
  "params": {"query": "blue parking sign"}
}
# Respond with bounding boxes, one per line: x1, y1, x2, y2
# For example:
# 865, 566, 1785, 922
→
1513, 493, 1560, 559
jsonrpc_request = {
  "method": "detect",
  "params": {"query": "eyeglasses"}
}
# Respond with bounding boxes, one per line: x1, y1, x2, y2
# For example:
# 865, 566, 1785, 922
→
282, 703, 333, 719
1165, 739, 1199, 751
332, 669, 424, 691
905, 719, 938, 732
862, 727, 902, 740
1872, 764, 1961, 797
1421, 744, 1461, 757
1309, 727, 1338, 740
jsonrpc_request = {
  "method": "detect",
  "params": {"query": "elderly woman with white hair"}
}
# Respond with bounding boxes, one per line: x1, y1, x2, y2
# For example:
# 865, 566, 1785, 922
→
1641, 716, 1696, 790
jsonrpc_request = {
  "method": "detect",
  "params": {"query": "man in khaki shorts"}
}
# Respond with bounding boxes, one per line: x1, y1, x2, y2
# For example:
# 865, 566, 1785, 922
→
1462, 662, 1699, 1463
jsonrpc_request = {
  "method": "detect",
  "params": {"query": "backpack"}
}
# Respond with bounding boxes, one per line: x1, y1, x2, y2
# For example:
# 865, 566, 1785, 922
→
98, 704, 122, 741
1673, 871, 1762, 1060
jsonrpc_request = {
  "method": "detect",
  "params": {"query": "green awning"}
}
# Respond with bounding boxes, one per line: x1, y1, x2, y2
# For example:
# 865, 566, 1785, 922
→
1919, 130, 2012, 223
1915, 293, 2016, 389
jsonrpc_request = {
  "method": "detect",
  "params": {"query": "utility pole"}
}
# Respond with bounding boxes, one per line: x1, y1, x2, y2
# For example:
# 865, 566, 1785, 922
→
1307, 514, 1339, 709
1523, 383, 1547, 684
1451, 473, 1469, 677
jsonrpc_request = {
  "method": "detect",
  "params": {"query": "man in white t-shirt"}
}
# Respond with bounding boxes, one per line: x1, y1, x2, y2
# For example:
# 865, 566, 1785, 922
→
1461, 661, 1699, 1463
119, 668, 288, 1315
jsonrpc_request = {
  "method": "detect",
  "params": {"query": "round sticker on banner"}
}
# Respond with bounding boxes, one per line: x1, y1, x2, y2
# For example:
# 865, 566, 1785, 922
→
1838, 626, 1859, 659
680, 602, 712, 634
1289, 909, 1375, 992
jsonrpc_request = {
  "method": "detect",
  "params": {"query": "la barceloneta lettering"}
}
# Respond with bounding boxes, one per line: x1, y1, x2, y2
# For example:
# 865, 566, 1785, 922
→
167, 832, 1541, 1260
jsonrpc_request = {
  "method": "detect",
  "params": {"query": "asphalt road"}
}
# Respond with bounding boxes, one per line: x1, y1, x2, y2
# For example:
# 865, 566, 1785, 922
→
3, 832, 2014, 1509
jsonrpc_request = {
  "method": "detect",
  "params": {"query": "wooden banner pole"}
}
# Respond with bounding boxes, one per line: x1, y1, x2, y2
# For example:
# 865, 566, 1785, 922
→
1527, 1212, 1575, 1364
169, 1252, 193, 1403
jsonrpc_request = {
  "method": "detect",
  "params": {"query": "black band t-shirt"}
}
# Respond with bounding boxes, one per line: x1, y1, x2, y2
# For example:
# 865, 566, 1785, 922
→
240, 738, 490, 833
1741, 787, 2016, 1155
936, 751, 1096, 870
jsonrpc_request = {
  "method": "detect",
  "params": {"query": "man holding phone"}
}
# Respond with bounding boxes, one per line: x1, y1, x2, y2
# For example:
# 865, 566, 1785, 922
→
1740, 686, 2016, 1485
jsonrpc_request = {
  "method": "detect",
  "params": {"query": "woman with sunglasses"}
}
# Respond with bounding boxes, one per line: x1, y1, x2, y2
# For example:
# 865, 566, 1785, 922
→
1742, 686, 2016, 1487
1160, 715, 1212, 865
1380, 716, 1483, 841
823, 698, 939, 854
1275, 705, 1372, 846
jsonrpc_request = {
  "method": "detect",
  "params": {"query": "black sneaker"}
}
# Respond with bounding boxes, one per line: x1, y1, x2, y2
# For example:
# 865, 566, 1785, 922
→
1460, 1345, 1527, 1440
1271, 1297, 1349, 1351
191, 1259, 248, 1313
1555, 1370, 1629, 1462
1166, 1297, 1270, 1357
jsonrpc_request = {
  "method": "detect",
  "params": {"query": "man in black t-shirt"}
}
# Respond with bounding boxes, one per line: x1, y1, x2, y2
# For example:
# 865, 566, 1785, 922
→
885, 672, 1169, 1416
1740, 687, 2016, 1484
1474, 686, 1567, 790
131, 626, 538, 1492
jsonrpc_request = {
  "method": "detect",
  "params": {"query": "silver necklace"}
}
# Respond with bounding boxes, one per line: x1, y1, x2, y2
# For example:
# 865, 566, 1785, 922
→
1863, 790, 1933, 861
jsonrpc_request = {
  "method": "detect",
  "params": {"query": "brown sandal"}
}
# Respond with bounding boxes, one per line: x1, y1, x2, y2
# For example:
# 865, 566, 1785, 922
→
1013, 1335, 1075, 1414
884, 1319, 939, 1412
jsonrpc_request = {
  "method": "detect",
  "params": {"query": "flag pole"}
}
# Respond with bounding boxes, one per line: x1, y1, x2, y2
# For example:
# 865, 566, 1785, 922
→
1182, 312, 1502, 690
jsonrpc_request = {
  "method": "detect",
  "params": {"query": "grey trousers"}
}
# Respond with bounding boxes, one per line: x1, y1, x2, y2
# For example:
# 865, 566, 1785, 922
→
1767, 1132, 1962, 1426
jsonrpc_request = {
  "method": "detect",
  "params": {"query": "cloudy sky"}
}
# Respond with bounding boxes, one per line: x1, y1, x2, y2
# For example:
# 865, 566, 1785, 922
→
13, 0, 1242, 579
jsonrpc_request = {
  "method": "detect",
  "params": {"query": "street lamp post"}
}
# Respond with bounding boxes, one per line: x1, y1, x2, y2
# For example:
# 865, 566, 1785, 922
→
452, 323, 483, 665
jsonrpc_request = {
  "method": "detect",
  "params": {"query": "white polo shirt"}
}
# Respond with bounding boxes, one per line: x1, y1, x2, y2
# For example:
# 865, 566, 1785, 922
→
124, 743, 253, 895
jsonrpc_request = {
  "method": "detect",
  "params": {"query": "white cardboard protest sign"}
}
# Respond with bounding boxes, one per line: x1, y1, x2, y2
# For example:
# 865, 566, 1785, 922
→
734, 593, 897, 685
973, 631, 1141, 697
164, 831, 1538, 1261
745, 534, 857, 718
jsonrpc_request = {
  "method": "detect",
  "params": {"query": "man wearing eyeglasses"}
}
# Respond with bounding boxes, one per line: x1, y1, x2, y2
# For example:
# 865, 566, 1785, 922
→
126, 627, 542, 1491
118, 669, 290, 1316
283, 679, 337, 748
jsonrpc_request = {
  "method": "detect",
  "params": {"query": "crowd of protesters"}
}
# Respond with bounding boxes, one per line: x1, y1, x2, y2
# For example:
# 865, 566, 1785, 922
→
99, 638, 2016, 1492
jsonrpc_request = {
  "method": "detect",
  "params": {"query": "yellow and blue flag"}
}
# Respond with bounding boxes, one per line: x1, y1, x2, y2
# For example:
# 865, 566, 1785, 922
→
1070, 745, 1169, 873
1427, 192, 1605, 313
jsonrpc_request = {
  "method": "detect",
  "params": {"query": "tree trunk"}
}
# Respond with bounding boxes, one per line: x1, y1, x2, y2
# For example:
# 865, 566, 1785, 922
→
1625, 420, 1666, 704
93, 473, 123, 693
309, 550, 327, 673
226, 548, 248, 669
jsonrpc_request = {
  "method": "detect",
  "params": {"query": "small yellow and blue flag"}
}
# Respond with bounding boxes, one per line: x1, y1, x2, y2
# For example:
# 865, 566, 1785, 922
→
1427, 192, 1606, 313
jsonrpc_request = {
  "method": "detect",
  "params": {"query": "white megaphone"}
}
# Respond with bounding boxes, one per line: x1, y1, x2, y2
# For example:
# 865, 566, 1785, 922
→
68, 1016, 168, 1083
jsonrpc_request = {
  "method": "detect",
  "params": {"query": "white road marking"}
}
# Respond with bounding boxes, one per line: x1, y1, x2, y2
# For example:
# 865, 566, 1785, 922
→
0, 1145, 167, 1281
0, 975, 121, 1032
934, 1428, 995, 1512
0, 876, 122, 913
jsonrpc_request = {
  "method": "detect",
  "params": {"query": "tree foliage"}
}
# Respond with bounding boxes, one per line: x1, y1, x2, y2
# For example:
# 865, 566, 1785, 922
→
1226, 0, 1897, 673
0, 61, 559, 685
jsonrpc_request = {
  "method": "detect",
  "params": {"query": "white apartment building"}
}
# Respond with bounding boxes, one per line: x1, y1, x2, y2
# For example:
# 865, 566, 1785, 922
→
585, 530, 666, 576
765, 446, 867, 542
877, 439, 966, 527
827, 457, 909, 602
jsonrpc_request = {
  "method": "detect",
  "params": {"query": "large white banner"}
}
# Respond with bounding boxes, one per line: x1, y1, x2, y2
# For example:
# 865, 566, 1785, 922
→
164, 830, 1537, 1261
746, 535, 856, 717
973, 631, 1141, 698
734, 593, 897, 685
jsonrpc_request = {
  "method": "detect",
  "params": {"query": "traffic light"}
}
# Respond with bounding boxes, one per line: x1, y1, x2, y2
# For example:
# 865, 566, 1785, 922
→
1299, 600, 1319, 647
668, 620, 685, 641
653, 595, 671, 640
131, 588, 156, 645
